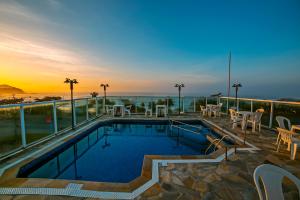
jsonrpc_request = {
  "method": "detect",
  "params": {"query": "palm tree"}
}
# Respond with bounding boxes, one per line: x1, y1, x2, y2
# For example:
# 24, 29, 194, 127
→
100, 83, 109, 113
90, 92, 99, 98
64, 78, 78, 129
175, 83, 184, 115
232, 81, 242, 109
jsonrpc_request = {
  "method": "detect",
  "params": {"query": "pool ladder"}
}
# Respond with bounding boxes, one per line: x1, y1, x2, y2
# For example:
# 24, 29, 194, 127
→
205, 135, 231, 155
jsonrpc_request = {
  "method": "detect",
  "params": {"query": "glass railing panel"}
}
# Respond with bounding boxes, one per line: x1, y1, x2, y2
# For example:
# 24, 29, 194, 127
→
252, 101, 271, 127
238, 100, 252, 112
24, 103, 54, 144
75, 99, 87, 124
194, 97, 206, 112
0, 106, 22, 155
184, 96, 195, 112
219, 98, 228, 112
57, 101, 72, 131
135, 97, 147, 113
120, 96, 136, 114
273, 103, 300, 128
88, 98, 96, 118
166, 97, 176, 114
206, 97, 218, 105
97, 97, 104, 115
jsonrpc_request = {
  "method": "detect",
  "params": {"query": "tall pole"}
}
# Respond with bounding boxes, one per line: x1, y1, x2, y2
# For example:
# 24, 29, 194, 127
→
65, 78, 78, 130
227, 51, 231, 113
70, 82, 74, 129
101, 84, 109, 113
175, 83, 184, 116
178, 87, 181, 115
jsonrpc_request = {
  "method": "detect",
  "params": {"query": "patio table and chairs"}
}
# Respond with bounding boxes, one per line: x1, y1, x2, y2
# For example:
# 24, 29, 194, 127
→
206, 103, 222, 117
112, 105, 125, 117
235, 109, 264, 132
156, 105, 167, 117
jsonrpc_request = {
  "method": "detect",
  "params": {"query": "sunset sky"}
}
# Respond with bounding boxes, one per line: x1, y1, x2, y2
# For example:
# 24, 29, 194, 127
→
0, 0, 300, 98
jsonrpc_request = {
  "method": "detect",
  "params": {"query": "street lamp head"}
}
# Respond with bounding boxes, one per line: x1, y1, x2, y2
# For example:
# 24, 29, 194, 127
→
175, 83, 184, 88
101, 83, 109, 88
73, 79, 78, 84
232, 81, 242, 88
64, 78, 71, 83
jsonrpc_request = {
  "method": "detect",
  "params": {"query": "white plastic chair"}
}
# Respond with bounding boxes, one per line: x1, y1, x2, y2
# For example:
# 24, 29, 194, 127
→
276, 116, 292, 144
200, 105, 207, 116
277, 128, 300, 160
229, 109, 242, 128
276, 116, 292, 130
247, 111, 264, 132
106, 105, 114, 115
124, 105, 132, 116
253, 164, 300, 200
145, 103, 152, 117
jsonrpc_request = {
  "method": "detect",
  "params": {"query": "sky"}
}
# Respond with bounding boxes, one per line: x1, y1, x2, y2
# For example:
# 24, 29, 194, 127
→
0, 0, 300, 98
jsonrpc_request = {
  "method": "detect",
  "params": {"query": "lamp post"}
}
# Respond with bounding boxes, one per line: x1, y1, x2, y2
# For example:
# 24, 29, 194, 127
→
175, 83, 184, 115
64, 78, 78, 129
232, 81, 242, 110
101, 83, 109, 113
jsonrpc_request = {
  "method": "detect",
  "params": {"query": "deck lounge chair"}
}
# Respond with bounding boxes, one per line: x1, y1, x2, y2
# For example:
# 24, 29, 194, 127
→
253, 164, 300, 200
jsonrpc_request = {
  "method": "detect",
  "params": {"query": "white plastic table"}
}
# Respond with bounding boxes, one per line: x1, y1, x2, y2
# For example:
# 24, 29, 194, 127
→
113, 105, 124, 117
156, 105, 167, 117
237, 111, 253, 131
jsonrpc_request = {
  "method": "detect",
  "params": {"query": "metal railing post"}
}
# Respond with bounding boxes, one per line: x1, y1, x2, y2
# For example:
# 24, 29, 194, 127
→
226, 97, 229, 113
73, 100, 77, 126
86, 99, 89, 120
193, 97, 196, 112
166, 97, 169, 114
251, 100, 253, 112
182, 97, 185, 113
53, 101, 58, 134
135, 97, 138, 113
95, 97, 99, 116
103, 97, 106, 113
20, 104, 26, 147
269, 102, 274, 128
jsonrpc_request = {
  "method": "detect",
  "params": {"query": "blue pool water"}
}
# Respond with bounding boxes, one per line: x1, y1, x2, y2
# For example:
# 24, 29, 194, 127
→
18, 120, 223, 183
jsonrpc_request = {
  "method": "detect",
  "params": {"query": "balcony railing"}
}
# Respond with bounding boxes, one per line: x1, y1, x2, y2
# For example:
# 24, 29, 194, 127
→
0, 95, 299, 158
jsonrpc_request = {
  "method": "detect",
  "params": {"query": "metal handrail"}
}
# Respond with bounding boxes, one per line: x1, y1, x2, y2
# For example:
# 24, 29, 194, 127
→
205, 138, 220, 154
169, 119, 203, 130
213, 135, 231, 151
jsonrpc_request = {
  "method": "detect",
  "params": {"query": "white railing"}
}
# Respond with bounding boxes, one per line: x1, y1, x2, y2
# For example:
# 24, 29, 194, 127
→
0, 95, 299, 157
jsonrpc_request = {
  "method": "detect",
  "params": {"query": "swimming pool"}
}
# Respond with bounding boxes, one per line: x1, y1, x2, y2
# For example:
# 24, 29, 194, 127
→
17, 120, 230, 183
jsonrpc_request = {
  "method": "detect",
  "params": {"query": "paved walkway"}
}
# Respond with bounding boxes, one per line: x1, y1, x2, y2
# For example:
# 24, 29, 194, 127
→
137, 116, 300, 200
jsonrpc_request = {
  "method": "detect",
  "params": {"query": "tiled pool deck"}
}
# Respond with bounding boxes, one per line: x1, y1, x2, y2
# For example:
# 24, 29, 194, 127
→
0, 114, 300, 199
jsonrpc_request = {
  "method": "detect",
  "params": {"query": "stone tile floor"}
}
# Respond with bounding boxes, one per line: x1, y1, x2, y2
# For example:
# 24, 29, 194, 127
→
1, 115, 300, 200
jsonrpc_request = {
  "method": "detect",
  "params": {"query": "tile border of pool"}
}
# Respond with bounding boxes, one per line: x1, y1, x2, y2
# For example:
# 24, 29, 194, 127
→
0, 117, 260, 199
